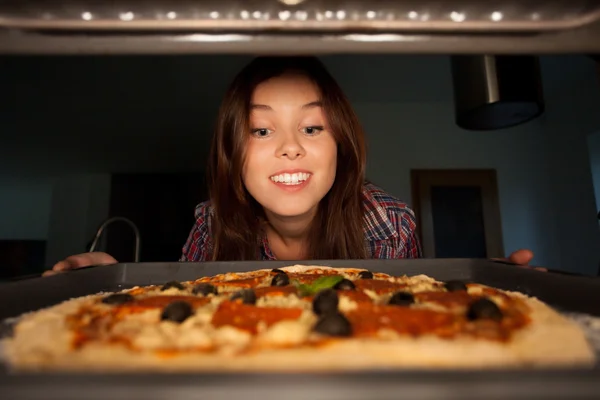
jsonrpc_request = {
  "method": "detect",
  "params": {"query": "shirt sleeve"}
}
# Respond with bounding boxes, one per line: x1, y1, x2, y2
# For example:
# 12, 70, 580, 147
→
402, 223, 423, 259
179, 202, 212, 262
388, 207, 423, 259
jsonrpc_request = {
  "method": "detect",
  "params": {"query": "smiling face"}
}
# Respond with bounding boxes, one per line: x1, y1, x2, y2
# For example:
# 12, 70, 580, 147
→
242, 72, 338, 219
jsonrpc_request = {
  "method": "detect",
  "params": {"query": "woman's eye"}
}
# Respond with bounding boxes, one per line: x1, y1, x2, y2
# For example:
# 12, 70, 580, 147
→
303, 126, 324, 135
252, 128, 271, 137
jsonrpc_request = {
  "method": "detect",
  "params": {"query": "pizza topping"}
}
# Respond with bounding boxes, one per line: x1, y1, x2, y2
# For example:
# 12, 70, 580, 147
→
192, 283, 218, 296
313, 312, 353, 337
358, 270, 374, 279
133, 324, 213, 351
271, 268, 286, 274
414, 291, 473, 308
161, 281, 185, 291
388, 291, 415, 306
354, 279, 407, 294
338, 290, 373, 304
254, 286, 298, 298
467, 298, 503, 322
296, 275, 345, 296
211, 301, 303, 334
258, 319, 312, 346
212, 276, 266, 288
256, 294, 306, 310
126, 287, 148, 296
271, 273, 290, 287
287, 270, 340, 284
337, 295, 360, 312
123, 296, 209, 311
347, 304, 456, 337
312, 289, 339, 316
444, 280, 468, 292
405, 275, 440, 293
333, 278, 356, 291
160, 301, 194, 323
101, 293, 135, 305
230, 289, 257, 305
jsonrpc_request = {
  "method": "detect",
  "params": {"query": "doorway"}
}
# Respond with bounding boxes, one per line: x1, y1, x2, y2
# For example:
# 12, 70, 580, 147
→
105, 173, 208, 262
587, 131, 600, 224
410, 169, 504, 258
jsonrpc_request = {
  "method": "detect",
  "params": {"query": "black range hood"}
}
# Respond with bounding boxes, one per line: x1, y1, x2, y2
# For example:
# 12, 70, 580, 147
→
451, 55, 545, 131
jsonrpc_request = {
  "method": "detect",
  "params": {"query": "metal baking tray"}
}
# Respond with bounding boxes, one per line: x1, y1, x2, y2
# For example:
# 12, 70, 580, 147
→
1, 1, 600, 54
1, 258, 600, 400
2, 0, 600, 33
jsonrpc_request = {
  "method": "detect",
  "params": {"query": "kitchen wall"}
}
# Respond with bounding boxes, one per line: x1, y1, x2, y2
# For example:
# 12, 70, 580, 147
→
44, 174, 111, 268
0, 174, 52, 240
0, 54, 599, 274
589, 131, 600, 217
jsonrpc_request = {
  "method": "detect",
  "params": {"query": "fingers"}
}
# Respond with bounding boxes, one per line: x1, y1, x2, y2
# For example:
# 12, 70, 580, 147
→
42, 269, 63, 277
44, 252, 118, 277
491, 249, 547, 272
88, 252, 118, 265
507, 249, 535, 266
52, 260, 72, 271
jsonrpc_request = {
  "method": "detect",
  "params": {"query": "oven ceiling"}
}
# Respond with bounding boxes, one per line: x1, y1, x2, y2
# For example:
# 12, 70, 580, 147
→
0, 1, 599, 54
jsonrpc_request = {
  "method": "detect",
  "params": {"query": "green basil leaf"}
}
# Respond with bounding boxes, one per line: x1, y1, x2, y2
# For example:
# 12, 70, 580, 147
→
297, 284, 311, 297
295, 275, 344, 296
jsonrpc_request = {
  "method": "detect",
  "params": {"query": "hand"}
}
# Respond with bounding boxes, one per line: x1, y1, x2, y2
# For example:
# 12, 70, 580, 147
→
502, 249, 547, 272
42, 252, 117, 277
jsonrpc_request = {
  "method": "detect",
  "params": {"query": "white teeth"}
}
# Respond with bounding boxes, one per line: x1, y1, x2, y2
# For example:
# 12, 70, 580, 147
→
270, 172, 311, 185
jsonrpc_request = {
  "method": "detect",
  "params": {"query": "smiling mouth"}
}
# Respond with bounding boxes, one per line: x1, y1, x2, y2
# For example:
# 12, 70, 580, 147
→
270, 172, 311, 185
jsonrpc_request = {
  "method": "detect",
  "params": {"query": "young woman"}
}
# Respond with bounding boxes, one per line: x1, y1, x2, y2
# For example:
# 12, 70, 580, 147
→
45, 56, 534, 276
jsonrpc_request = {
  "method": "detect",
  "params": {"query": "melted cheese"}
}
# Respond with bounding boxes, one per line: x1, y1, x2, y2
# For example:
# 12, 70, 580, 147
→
338, 295, 359, 312
257, 319, 311, 346
256, 294, 309, 309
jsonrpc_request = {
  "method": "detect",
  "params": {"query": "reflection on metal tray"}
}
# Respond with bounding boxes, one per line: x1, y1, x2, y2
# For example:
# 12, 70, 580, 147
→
1, 0, 599, 32
1, 259, 600, 400
1, 1, 600, 54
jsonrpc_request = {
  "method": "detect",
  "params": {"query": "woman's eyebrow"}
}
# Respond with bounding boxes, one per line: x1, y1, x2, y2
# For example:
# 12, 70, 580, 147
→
302, 100, 322, 109
250, 104, 272, 111
250, 100, 322, 111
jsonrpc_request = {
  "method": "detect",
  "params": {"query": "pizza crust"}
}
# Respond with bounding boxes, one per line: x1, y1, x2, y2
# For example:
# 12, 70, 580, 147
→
1, 265, 596, 372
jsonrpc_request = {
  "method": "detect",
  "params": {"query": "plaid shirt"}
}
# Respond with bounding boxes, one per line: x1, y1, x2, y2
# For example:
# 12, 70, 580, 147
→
180, 182, 422, 261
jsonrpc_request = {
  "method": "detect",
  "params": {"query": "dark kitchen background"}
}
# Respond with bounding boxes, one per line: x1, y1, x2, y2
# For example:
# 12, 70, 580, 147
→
0, 54, 599, 278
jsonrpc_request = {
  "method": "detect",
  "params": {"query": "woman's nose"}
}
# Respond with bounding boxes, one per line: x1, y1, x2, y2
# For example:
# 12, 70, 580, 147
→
276, 132, 306, 160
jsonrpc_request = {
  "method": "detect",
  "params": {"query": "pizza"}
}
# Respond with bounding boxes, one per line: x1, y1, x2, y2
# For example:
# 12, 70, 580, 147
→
1, 265, 596, 371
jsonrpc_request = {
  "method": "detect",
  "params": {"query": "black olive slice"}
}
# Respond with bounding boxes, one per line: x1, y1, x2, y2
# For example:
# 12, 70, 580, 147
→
312, 289, 339, 316
161, 281, 185, 291
101, 293, 134, 305
192, 283, 218, 296
445, 280, 468, 292
161, 301, 194, 323
272, 268, 286, 274
389, 291, 415, 306
271, 273, 290, 287
467, 298, 503, 322
313, 312, 352, 337
333, 278, 356, 291
358, 270, 373, 279
231, 289, 257, 305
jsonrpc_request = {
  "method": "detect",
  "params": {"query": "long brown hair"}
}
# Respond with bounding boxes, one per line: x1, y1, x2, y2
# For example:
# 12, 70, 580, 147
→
207, 56, 367, 261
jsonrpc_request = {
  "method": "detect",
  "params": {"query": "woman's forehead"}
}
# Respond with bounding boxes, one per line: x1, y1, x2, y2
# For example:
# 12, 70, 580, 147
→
251, 73, 321, 104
